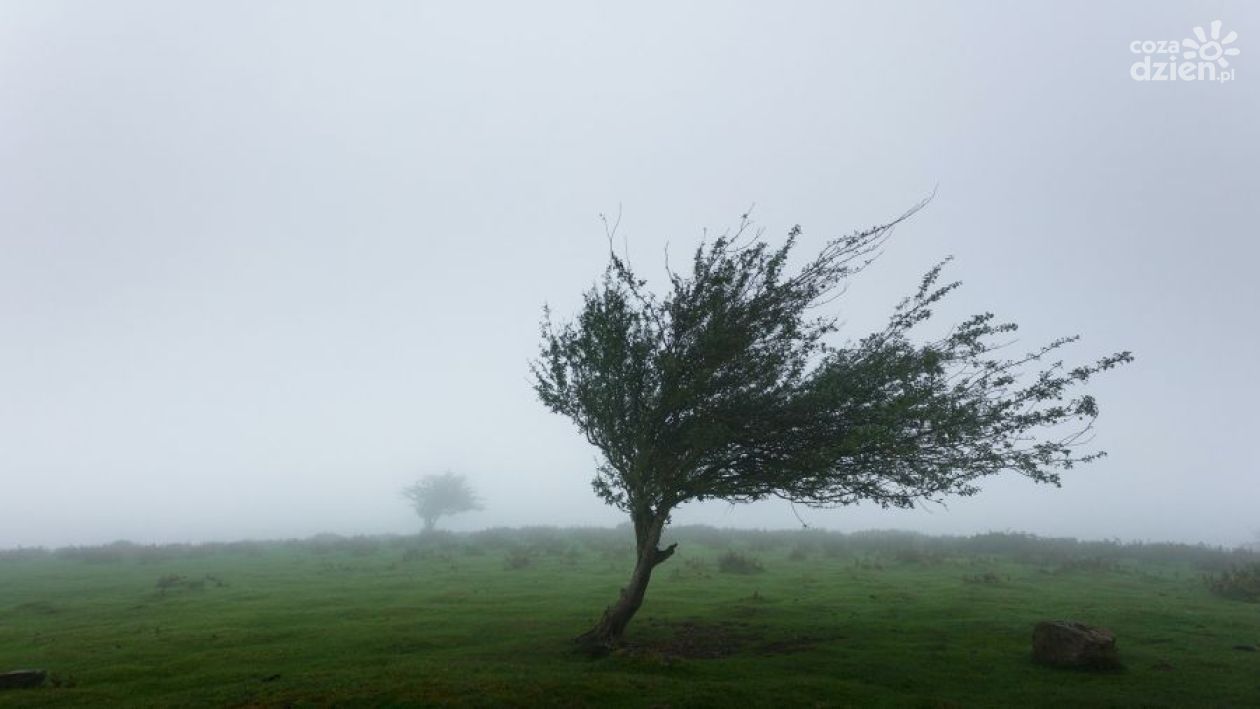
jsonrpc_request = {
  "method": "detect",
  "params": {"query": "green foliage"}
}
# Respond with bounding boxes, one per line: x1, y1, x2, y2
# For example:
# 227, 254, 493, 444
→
503, 548, 535, 570
716, 551, 765, 575
1205, 564, 1260, 602
401, 472, 481, 532
533, 206, 1131, 523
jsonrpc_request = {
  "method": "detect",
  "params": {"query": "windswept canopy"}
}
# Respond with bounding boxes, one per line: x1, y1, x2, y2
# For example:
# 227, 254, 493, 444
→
533, 208, 1132, 520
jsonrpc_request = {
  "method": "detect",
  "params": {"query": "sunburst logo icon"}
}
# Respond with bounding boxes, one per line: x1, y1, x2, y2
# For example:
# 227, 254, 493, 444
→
1183, 20, 1240, 68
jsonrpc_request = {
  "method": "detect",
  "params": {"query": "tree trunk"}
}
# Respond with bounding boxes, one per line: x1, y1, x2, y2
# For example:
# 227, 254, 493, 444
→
575, 513, 676, 655
423, 516, 436, 533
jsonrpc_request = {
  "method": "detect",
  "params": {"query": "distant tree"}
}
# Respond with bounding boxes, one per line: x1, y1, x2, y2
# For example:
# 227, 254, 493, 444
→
533, 204, 1131, 652
402, 472, 481, 532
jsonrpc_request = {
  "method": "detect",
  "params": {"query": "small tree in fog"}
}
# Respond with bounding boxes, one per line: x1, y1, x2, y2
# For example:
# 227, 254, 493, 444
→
533, 203, 1131, 652
402, 472, 481, 532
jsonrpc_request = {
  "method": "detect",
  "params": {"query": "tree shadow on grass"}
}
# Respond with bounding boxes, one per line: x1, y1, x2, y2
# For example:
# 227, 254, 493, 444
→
615, 618, 839, 661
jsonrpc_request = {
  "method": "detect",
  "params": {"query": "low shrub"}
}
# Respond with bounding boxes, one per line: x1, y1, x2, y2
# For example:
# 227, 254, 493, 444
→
717, 551, 764, 575
852, 557, 884, 571
155, 573, 227, 595
503, 548, 534, 570
1205, 564, 1260, 602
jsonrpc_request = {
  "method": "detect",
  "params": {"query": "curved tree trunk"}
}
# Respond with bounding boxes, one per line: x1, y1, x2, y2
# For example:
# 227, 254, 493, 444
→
575, 512, 676, 655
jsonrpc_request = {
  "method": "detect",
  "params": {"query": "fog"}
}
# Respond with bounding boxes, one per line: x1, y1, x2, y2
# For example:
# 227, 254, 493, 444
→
1, 1, 1256, 549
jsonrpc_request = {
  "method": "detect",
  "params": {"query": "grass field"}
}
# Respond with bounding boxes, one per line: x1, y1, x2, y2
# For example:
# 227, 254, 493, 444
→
1, 527, 1258, 707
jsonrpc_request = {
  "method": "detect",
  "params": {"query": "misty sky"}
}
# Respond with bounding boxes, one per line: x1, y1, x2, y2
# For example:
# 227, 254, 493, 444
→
2, 1, 1257, 549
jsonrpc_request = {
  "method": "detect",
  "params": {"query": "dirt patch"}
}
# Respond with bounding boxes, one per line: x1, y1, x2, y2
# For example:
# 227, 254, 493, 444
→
640, 619, 753, 658
755, 634, 830, 655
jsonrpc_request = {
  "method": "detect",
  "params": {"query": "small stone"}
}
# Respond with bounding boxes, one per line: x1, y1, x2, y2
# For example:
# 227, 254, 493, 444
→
0, 670, 47, 690
1032, 620, 1121, 669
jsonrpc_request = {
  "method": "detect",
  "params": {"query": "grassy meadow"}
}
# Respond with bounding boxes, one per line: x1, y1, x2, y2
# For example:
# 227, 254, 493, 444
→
1, 527, 1258, 707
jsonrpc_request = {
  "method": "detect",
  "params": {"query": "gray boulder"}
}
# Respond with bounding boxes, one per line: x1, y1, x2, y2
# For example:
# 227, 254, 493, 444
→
1032, 621, 1120, 669
0, 669, 46, 690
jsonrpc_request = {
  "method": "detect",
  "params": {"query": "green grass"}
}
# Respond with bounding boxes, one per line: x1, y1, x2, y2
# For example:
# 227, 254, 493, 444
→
1, 530, 1258, 707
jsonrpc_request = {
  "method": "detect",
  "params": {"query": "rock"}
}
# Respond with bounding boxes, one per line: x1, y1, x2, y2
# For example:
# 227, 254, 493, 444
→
1233, 644, 1258, 652
1032, 621, 1121, 669
0, 669, 47, 690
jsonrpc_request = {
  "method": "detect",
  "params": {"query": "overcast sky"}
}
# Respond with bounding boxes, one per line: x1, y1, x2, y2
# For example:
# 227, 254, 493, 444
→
1, 1, 1257, 549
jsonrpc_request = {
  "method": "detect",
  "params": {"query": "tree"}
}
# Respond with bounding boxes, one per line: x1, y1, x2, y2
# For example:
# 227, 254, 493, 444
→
532, 204, 1131, 652
401, 472, 481, 532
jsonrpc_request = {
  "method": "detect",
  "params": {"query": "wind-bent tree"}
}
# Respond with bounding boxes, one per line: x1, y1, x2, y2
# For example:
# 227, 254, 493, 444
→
532, 204, 1131, 652
401, 472, 481, 532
